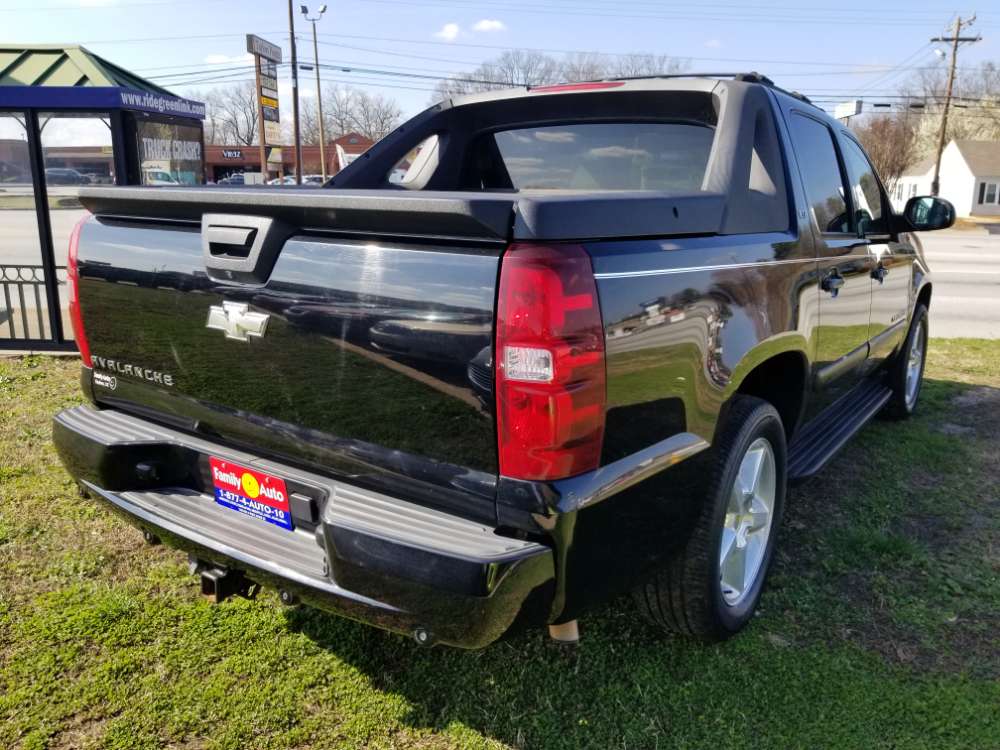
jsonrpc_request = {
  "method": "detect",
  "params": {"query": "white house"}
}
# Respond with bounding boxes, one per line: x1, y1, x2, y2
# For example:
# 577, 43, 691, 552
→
891, 140, 1000, 218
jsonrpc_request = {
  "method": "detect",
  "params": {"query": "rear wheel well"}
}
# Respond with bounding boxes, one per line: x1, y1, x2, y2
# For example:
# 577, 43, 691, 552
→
730, 351, 807, 440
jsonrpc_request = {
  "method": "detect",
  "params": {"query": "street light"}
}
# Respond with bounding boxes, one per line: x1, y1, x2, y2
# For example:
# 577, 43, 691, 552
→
301, 4, 328, 180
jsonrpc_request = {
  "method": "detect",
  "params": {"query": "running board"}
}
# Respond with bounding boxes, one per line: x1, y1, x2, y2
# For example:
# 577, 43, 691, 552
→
788, 380, 892, 480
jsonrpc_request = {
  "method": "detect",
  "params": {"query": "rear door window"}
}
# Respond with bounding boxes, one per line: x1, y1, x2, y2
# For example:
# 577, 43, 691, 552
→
492, 123, 715, 192
788, 113, 850, 234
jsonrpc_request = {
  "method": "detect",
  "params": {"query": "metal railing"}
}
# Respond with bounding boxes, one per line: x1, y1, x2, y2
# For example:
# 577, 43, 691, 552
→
0, 264, 69, 343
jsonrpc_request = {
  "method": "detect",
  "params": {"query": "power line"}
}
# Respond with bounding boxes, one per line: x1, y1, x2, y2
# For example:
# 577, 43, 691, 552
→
856, 43, 935, 94
930, 15, 982, 194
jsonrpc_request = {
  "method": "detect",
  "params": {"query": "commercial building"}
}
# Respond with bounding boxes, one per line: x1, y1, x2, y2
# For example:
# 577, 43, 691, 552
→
204, 133, 374, 182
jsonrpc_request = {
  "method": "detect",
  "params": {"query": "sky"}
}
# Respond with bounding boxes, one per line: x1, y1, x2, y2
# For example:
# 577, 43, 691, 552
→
2, 0, 998, 128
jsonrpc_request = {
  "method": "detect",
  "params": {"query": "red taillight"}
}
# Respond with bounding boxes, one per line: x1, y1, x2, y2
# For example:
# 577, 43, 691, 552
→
530, 81, 625, 93
67, 212, 92, 367
495, 243, 606, 481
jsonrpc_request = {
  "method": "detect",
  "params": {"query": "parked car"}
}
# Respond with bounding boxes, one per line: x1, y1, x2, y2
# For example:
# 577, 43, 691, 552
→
303, 174, 326, 186
143, 170, 180, 186
44, 167, 88, 185
0, 160, 28, 183
217, 173, 245, 186
268, 176, 297, 185
79, 170, 114, 185
54, 74, 953, 649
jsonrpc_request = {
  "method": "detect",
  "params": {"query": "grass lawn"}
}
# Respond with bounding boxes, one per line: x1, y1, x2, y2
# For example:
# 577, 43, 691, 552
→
1, 341, 998, 749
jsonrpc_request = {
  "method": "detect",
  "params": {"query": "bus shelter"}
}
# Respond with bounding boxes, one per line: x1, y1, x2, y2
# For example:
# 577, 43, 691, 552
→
0, 45, 205, 350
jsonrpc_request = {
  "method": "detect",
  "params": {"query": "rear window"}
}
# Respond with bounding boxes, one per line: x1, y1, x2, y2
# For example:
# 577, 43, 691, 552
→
493, 123, 715, 192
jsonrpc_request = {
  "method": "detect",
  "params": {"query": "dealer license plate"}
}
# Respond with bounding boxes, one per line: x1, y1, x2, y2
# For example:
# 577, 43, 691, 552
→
209, 457, 293, 531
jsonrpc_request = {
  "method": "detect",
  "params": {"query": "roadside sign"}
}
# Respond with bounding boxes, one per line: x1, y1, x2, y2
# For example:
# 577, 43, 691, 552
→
246, 34, 282, 64
247, 34, 283, 175
834, 100, 863, 120
264, 120, 282, 144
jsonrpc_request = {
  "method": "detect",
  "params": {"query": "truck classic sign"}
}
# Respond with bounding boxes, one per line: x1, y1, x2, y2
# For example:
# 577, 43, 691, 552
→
246, 34, 282, 64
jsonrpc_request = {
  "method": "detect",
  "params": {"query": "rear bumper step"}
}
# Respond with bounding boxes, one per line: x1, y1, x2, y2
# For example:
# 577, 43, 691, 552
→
55, 406, 554, 648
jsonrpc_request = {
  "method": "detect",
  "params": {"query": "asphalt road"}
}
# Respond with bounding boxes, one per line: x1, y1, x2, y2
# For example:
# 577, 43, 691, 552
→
1, 208, 85, 268
919, 225, 1000, 339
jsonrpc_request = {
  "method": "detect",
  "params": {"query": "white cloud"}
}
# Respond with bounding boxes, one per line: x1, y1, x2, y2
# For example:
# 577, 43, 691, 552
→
704, 38, 722, 49
204, 53, 254, 65
472, 19, 506, 32
534, 130, 576, 143
434, 23, 461, 42
587, 146, 650, 159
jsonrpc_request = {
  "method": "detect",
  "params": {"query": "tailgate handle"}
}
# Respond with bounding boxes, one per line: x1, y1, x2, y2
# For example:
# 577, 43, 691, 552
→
205, 225, 256, 256
201, 214, 292, 285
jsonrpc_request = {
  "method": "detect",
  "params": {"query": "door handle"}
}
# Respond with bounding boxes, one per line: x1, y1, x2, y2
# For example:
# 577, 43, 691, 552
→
871, 264, 889, 284
821, 271, 845, 298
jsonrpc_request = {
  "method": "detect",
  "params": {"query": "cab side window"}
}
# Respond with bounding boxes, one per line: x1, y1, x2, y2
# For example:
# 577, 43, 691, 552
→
841, 137, 888, 235
788, 113, 850, 234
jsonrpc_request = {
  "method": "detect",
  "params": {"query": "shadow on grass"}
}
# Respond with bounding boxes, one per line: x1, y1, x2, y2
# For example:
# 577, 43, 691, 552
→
278, 377, 1000, 749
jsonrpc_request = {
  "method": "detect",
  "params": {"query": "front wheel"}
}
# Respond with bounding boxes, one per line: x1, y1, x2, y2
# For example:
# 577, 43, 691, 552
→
883, 303, 928, 419
633, 396, 787, 641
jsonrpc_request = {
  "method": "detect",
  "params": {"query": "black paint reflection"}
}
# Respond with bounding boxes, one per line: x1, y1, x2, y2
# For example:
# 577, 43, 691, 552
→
77, 219, 502, 511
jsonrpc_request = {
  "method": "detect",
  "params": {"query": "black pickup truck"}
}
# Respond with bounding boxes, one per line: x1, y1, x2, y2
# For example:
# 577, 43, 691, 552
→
54, 74, 954, 648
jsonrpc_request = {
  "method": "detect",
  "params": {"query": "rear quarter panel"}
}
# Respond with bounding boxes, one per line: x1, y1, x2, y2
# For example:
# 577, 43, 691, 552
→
549, 233, 819, 620
590, 231, 818, 455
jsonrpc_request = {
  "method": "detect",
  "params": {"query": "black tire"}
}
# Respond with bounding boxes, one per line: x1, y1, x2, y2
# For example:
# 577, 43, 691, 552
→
633, 396, 787, 641
883, 303, 929, 420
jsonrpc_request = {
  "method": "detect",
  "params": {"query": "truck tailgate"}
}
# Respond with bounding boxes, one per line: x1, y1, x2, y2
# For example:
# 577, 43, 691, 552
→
74, 187, 513, 515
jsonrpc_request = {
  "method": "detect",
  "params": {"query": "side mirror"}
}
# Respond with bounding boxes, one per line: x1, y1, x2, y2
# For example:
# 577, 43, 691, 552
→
903, 196, 955, 232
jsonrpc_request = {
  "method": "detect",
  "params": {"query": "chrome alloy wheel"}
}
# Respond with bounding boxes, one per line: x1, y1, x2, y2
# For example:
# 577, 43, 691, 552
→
905, 321, 926, 408
719, 437, 776, 606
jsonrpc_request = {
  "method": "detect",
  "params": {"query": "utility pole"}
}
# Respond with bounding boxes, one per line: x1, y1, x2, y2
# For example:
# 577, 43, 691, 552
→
930, 15, 980, 196
288, 0, 303, 184
302, 4, 328, 180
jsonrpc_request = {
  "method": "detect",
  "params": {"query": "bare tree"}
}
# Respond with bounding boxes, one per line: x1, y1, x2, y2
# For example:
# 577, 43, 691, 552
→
434, 50, 563, 99
852, 115, 918, 191
611, 53, 687, 79
900, 60, 1000, 161
560, 52, 612, 84
433, 49, 688, 101
187, 89, 219, 144
298, 97, 322, 145
202, 82, 259, 146
342, 89, 403, 141
323, 86, 365, 139
304, 86, 403, 142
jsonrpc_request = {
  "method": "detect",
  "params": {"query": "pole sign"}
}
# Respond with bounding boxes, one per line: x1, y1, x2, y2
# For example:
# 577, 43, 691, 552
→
246, 34, 282, 64
834, 100, 863, 120
247, 34, 283, 172
259, 58, 280, 144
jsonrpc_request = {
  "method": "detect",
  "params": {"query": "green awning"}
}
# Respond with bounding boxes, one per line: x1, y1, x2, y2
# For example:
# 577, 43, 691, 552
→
0, 44, 175, 95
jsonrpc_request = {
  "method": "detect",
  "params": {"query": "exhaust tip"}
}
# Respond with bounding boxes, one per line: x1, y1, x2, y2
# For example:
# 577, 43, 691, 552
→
548, 620, 580, 644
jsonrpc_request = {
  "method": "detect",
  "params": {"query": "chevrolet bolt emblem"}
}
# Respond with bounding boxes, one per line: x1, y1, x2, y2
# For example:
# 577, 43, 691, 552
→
206, 302, 270, 341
